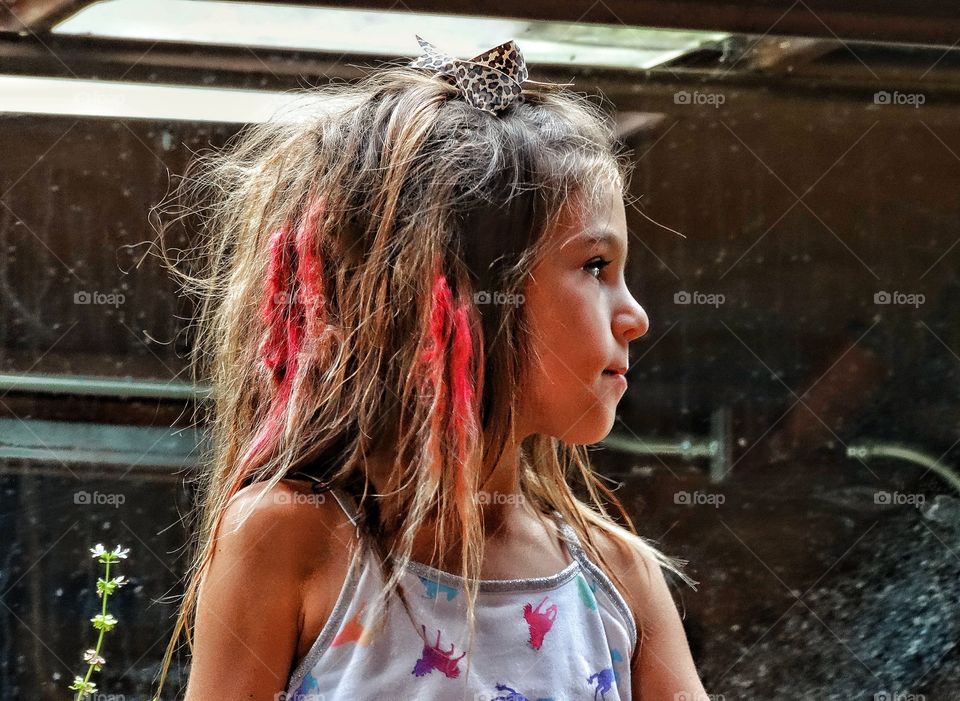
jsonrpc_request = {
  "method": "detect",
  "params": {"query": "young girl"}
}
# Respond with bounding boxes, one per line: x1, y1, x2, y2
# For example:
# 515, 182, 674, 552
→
153, 37, 708, 701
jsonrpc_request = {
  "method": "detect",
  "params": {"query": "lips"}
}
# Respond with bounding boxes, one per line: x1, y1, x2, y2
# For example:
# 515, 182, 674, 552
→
602, 367, 629, 391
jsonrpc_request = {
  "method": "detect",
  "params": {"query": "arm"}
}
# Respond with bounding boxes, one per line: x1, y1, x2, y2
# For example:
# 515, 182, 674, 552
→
626, 545, 709, 701
183, 482, 305, 701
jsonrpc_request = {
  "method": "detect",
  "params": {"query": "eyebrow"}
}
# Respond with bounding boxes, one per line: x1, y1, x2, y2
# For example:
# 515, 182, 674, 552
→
566, 230, 630, 264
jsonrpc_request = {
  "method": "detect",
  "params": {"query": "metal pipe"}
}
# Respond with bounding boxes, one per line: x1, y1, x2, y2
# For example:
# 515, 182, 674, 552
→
600, 406, 732, 480
847, 441, 960, 496
0, 372, 209, 400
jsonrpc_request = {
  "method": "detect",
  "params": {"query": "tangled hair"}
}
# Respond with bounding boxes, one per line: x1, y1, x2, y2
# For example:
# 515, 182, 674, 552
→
151, 64, 696, 699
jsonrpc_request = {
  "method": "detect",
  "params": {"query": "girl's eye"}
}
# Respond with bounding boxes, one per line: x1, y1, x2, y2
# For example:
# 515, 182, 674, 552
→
584, 257, 612, 279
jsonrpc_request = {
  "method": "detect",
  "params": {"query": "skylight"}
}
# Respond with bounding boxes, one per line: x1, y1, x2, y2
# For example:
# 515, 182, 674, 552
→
0, 1, 728, 120
52, 0, 728, 71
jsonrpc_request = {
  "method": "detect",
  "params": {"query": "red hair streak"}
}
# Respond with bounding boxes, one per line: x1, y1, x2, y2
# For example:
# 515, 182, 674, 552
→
294, 194, 329, 344
241, 193, 328, 475
259, 221, 296, 386
449, 303, 477, 505
420, 266, 454, 485
419, 259, 478, 509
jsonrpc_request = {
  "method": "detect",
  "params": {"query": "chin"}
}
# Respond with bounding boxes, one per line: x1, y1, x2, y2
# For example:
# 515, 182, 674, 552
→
551, 409, 617, 446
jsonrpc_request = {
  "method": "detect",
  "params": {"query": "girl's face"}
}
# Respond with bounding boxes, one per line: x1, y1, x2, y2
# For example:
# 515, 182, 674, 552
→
520, 181, 648, 445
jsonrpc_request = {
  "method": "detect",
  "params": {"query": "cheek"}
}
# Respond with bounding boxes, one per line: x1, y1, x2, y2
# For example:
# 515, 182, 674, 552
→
527, 285, 608, 389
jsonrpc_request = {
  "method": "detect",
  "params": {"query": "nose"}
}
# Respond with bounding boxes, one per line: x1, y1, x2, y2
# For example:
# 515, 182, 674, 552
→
617, 291, 649, 343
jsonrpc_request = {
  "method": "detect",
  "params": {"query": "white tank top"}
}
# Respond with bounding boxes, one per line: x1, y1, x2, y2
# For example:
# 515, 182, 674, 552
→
284, 487, 637, 701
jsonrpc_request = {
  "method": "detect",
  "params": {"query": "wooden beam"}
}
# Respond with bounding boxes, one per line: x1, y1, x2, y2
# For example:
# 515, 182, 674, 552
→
2, 32, 960, 106
725, 37, 845, 74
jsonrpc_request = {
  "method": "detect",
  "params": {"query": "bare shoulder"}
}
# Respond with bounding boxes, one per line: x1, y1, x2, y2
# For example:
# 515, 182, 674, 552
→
183, 478, 356, 700
584, 520, 708, 700
221, 478, 355, 572
582, 520, 663, 627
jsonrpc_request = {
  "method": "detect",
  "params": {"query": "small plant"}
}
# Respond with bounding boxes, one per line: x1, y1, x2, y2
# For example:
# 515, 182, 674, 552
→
68, 543, 130, 700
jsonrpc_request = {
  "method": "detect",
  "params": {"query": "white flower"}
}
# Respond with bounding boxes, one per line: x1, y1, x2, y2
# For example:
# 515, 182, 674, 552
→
83, 649, 106, 668
91, 613, 118, 631
112, 545, 130, 559
68, 676, 97, 694
89, 544, 107, 559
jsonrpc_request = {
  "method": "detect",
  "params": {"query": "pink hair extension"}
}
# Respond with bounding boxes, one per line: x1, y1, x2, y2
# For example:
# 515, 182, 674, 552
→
448, 303, 477, 508
259, 221, 298, 385
238, 371, 295, 468
418, 259, 480, 516
294, 193, 329, 345
420, 265, 454, 486
241, 220, 300, 473
241, 192, 330, 476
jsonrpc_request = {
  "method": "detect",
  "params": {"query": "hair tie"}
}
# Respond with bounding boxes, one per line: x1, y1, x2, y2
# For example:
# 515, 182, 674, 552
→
407, 34, 574, 115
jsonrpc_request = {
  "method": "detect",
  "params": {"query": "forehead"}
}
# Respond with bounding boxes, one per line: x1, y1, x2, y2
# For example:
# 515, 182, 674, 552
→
555, 185, 628, 254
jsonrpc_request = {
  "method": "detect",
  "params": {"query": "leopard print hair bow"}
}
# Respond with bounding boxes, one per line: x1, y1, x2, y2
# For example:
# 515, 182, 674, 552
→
407, 35, 574, 115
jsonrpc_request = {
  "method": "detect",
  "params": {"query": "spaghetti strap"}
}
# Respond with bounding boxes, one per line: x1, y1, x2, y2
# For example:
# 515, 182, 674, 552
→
551, 510, 638, 648
551, 509, 583, 549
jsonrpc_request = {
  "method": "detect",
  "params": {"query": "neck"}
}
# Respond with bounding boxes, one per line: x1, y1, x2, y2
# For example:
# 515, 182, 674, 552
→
363, 430, 538, 544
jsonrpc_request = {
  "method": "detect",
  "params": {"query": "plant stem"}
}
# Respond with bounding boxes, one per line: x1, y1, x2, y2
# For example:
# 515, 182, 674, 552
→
74, 559, 111, 701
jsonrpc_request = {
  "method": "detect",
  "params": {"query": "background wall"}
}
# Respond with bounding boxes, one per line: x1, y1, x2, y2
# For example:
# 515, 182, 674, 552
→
2, 13, 960, 700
